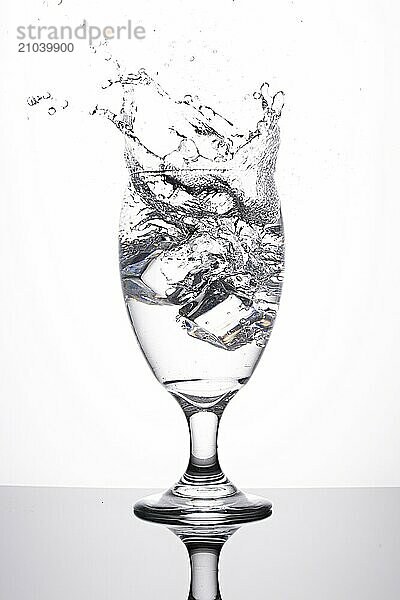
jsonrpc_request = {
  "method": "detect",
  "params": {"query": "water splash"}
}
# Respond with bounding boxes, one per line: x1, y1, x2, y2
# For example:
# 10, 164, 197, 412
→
27, 92, 53, 107
27, 92, 69, 116
42, 0, 63, 6
97, 70, 285, 351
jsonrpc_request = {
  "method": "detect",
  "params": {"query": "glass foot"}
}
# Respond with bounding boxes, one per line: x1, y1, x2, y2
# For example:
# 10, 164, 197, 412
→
134, 486, 272, 526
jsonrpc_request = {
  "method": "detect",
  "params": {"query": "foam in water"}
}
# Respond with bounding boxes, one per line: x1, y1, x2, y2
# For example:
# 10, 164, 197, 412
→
96, 70, 285, 351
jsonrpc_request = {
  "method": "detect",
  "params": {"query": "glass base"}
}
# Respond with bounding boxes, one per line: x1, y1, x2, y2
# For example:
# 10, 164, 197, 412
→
133, 485, 272, 526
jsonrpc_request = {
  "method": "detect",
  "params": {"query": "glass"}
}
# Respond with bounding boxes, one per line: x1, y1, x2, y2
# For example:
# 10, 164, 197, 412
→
104, 69, 284, 524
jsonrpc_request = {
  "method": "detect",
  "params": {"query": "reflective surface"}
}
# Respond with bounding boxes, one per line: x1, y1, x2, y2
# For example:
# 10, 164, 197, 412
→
1, 487, 399, 599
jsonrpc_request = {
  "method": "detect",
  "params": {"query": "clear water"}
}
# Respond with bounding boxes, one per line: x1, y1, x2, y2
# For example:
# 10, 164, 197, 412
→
99, 70, 285, 400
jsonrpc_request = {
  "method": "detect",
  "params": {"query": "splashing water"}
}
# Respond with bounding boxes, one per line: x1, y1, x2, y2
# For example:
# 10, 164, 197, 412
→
27, 92, 69, 117
97, 70, 285, 352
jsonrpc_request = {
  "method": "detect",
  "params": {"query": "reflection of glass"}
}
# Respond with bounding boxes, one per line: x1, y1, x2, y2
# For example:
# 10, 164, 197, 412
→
170, 524, 240, 600
102, 69, 285, 523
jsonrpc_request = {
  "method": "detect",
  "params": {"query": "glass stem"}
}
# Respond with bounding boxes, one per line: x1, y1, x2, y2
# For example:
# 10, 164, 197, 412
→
181, 411, 226, 485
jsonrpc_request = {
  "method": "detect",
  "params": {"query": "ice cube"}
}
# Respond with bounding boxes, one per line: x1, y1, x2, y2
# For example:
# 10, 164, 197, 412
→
195, 295, 254, 338
141, 233, 228, 300
180, 294, 273, 351
141, 245, 202, 298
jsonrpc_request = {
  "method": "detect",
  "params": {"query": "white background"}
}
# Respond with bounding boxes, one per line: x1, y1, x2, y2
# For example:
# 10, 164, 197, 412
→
0, 0, 399, 488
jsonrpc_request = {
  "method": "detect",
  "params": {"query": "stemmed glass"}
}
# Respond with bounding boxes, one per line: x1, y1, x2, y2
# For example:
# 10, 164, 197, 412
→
101, 69, 284, 524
